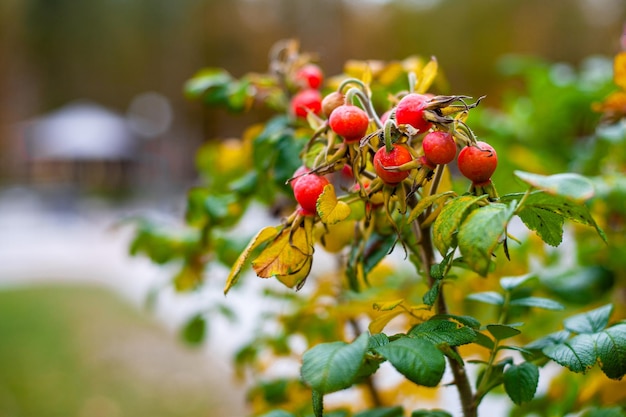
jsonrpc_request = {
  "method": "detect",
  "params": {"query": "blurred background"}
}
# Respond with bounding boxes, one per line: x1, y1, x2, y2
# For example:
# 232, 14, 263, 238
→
1, 0, 625, 416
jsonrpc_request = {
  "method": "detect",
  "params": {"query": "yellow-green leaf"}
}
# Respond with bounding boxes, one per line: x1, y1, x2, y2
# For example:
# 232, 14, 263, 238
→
407, 191, 456, 223
306, 111, 326, 131
252, 226, 313, 278
458, 202, 516, 276
432, 195, 487, 256
317, 184, 351, 225
416, 56, 438, 94
224, 226, 279, 294
174, 263, 203, 292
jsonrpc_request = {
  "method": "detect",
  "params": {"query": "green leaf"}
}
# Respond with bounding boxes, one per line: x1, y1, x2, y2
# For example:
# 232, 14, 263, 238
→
487, 324, 522, 341
129, 222, 196, 264
564, 304, 613, 334
204, 194, 238, 223
230, 171, 259, 196
524, 330, 571, 351
516, 203, 565, 246
466, 291, 505, 306
541, 266, 615, 304
431, 314, 481, 330
363, 233, 397, 273
354, 353, 385, 383
409, 319, 477, 347
374, 337, 445, 387
500, 273, 536, 291
411, 410, 453, 417
226, 78, 252, 112
354, 406, 404, 417
497, 345, 534, 356
457, 202, 516, 276
181, 314, 206, 345
581, 406, 626, 417
594, 322, 626, 380
432, 195, 487, 256
514, 171, 595, 202
502, 191, 608, 245
369, 333, 390, 349
475, 359, 510, 398
213, 234, 250, 267
509, 296, 564, 311
422, 281, 440, 307
543, 333, 597, 373
474, 332, 495, 350
503, 362, 539, 405
346, 232, 397, 291
301, 333, 369, 394
430, 263, 444, 281
184, 67, 232, 100
252, 116, 305, 198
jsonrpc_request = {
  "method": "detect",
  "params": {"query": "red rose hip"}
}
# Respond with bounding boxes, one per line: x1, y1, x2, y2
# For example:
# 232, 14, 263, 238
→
457, 141, 498, 184
422, 131, 457, 165
290, 166, 311, 189
293, 173, 330, 214
395, 93, 432, 133
291, 89, 322, 119
373, 144, 413, 185
329, 105, 370, 143
294, 64, 324, 89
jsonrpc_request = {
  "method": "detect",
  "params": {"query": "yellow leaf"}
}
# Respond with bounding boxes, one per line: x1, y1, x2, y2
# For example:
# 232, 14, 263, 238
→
344, 60, 369, 79
224, 226, 279, 294
423, 164, 453, 196
174, 264, 203, 292
252, 226, 313, 279
401, 56, 425, 75
373, 299, 405, 311
315, 219, 355, 253
275, 256, 313, 289
377, 62, 405, 86
614, 52, 626, 91
369, 310, 404, 334
415, 56, 438, 94
316, 184, 351, 225
361, 64, 373, 87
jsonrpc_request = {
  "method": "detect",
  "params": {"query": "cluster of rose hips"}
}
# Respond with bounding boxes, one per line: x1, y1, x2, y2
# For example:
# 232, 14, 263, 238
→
225, 43, 502, 288
286, 66, 499, 221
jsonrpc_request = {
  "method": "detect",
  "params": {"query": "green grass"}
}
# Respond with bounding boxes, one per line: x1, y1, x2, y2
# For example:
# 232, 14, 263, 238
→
0, 284, 246, 417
